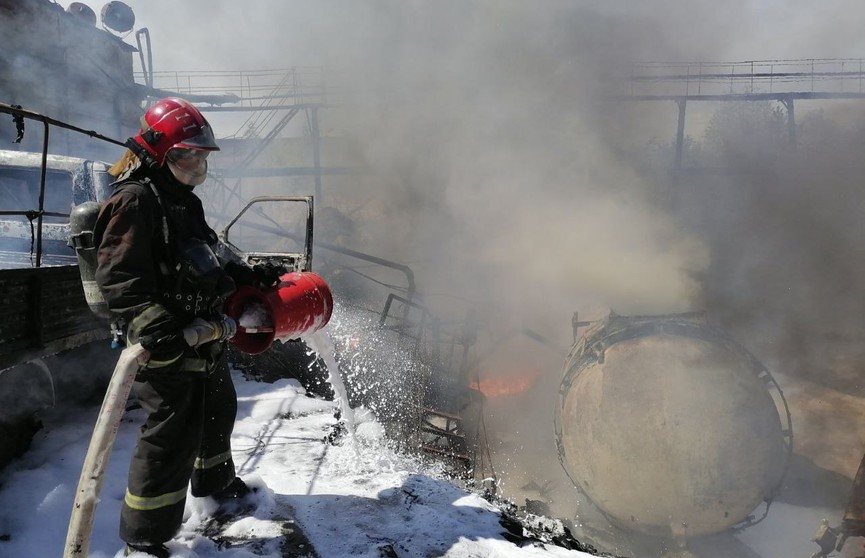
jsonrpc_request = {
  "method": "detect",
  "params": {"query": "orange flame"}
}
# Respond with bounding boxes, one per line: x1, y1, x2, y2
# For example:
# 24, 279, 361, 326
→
470, 372, 539, 398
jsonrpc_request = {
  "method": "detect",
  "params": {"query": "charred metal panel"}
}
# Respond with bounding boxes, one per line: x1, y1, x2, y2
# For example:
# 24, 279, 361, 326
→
0, 0, 141, 161
0, 265, 108, 370
0, 275, 36, 354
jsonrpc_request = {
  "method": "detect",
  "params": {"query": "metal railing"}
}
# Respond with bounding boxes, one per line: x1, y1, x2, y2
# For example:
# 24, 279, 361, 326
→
617, 58, 865, 99
135, 67, 331, 106
0, 103, 124, 267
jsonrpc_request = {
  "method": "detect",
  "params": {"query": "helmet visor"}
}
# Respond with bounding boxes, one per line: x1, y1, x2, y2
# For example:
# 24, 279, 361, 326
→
176, 123, 220, 151
167, 147, 210, 165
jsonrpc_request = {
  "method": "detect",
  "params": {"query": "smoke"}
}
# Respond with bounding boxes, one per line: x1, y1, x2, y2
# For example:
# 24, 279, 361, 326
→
649, 100, 865, 388
289, 1, 865, 398
125, 0, 861, 347
277, 3, 865, 554
317, 1, 730, 338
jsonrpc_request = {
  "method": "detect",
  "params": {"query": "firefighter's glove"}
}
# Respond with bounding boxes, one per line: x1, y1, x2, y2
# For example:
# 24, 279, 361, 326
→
224, 261, 255, 286
224, 261, 285, 290
128, 304, 188, 367
182, 315, 237, 347
252, 263, 286, 289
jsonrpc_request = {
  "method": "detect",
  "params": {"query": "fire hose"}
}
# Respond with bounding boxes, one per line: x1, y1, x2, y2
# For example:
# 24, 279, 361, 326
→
63, 272, 332, 558
63, 342, 148, 558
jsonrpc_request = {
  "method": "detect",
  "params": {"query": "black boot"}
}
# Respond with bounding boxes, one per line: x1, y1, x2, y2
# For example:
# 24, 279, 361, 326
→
212, 476, 252, 501
211, 476, 255, 515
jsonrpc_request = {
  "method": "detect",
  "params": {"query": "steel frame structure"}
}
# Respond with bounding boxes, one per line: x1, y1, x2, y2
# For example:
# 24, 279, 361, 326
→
617, 58, 865, 169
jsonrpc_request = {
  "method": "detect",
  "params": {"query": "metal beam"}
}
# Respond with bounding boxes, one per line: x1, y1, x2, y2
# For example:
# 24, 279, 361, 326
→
198, 103, 333, 112
616, 92, 865, 102
629, 70, 865, 82
211, 166, 355, 178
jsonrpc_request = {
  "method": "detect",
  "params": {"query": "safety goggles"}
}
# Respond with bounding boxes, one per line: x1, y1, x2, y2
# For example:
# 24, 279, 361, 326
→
166, 148, 211, 164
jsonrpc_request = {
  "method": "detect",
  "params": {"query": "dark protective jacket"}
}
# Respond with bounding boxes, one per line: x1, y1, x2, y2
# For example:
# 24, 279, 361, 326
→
94, 165, 236, 368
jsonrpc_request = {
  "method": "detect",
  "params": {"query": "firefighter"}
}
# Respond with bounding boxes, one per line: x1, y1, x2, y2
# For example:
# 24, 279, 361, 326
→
94, 97, 276, 558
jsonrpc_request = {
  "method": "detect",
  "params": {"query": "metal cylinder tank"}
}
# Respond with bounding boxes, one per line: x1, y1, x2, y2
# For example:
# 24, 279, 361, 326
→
225, 271, 333, 354
555, 313, 790, 539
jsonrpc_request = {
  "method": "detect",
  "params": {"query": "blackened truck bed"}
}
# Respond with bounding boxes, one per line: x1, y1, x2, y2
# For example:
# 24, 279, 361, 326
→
0, 265, 108, 371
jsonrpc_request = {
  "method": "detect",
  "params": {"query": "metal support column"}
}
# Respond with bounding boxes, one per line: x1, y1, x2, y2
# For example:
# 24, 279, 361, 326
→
675, 98, 687, 172
309, 106, 322, 205
782, 96, 797, 146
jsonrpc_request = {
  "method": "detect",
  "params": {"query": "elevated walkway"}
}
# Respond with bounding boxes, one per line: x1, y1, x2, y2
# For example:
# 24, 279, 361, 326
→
613, 58, 865, 169
617, 57, 865, 101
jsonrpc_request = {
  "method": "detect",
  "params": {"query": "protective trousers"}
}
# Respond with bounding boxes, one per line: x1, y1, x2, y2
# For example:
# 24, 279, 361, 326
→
119, 357, 238, 545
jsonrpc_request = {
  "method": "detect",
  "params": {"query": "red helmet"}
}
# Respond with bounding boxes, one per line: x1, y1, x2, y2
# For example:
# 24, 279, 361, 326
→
131, 97, 219, 166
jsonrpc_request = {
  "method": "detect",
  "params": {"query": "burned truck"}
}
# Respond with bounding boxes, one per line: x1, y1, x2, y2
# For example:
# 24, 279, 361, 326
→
0, 148, 117, 468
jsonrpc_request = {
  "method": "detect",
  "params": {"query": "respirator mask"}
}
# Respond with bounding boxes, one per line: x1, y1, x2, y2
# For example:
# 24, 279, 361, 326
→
166, 147, 210, 186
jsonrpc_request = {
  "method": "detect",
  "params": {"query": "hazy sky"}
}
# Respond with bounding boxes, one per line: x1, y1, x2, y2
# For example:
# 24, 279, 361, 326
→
109, 0, 865, 146
114, 1, 865, 72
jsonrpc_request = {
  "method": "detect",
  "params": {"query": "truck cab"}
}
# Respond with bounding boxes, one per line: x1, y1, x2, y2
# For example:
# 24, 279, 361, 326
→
0, 149, 113, 269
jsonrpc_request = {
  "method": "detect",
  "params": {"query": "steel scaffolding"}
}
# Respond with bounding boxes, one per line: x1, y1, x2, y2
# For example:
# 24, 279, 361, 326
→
613, 58, 865, 170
